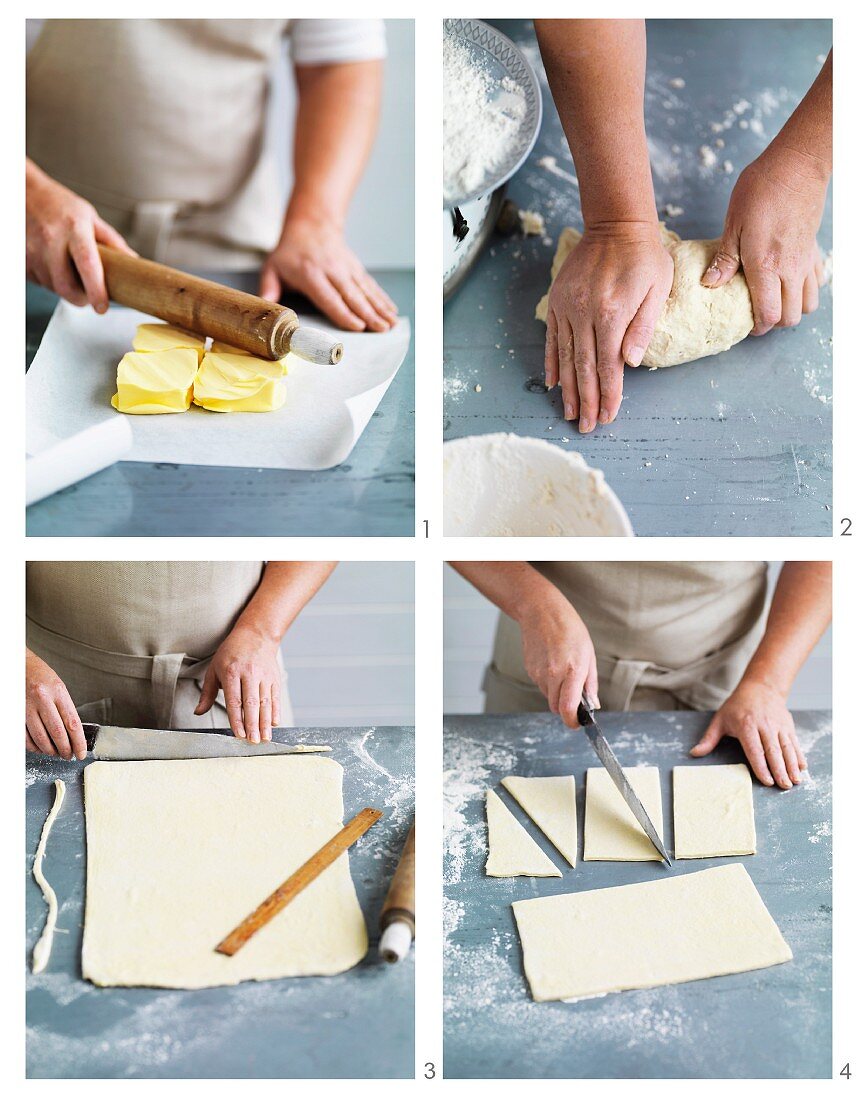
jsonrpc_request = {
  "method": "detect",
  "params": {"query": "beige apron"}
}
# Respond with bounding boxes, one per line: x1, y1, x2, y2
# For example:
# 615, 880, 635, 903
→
26, 20, 289, 268
484, 562, 768, 714
26, 562, 293, 729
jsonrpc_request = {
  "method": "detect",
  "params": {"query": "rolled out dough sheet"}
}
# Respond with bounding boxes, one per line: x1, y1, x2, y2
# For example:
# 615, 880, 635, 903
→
501, 775, 577, 866
673, 763, 756, 858
82, 756, 368, 988
512, 863, 792, 1002
584, 766, 663, 861
485, 790, 561, 877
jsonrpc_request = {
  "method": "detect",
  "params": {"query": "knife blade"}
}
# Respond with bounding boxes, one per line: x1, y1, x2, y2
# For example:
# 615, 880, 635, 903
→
82, 724, 331, 761
576, 699, 671, 865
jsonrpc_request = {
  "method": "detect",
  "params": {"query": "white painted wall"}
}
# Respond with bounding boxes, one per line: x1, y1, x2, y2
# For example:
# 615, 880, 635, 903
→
26, 19, 414, 269
281, 562, 414, 727
444, 563, 832, 714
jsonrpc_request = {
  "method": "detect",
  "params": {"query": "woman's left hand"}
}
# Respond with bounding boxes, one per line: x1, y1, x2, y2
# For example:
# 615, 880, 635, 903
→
260, 216, 397, 333
196, 625, 282, 744
690, 678, 807, 789
701, 144, 829, 334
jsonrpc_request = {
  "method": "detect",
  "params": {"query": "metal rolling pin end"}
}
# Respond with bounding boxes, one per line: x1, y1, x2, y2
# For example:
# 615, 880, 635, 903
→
289, 325, 344, 365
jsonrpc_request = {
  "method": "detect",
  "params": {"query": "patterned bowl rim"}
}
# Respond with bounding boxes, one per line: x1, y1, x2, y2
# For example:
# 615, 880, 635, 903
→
443, 18, 543, 209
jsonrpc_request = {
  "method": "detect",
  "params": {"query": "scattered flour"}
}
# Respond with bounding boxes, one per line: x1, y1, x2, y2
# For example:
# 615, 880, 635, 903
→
444, 33, 526, 201
520, 208, 546, 236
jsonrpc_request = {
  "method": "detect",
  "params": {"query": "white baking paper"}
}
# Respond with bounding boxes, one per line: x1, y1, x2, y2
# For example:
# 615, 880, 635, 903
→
26, 417, 133, 505
26, 302, 410, 471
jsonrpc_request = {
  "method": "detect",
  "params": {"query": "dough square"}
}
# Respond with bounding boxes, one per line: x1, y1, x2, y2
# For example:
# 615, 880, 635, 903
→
584, 766, 664, 861
485, 789, 561, 877
512, 863, 792, 1002
501, 775, 577, 866
673, 763, 756, 858
82, 756, 368, 988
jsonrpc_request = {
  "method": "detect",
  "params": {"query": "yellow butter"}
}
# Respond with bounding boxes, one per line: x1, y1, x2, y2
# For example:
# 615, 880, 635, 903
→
193, 352, 286, 413
111, 349, 198, 414
133, 323, 206, 364
209, 340, 289, 373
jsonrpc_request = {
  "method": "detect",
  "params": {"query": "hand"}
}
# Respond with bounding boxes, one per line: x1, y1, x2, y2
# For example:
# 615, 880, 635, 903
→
25, 650, 87, 760
26, 164, 135, 313
690, 679, 807, 789
544, 222, 674, 433
517, 597, 599, 729
260, 215, 398, 333
195, 626, 282, 744
701, 145, 829, 335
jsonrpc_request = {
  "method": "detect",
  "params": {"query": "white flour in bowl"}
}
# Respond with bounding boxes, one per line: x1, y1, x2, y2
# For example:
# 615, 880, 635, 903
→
443, 34, 526, 202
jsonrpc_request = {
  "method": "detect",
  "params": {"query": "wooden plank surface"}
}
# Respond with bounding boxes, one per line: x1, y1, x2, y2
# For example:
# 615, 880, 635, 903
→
26, 726, 415, 1080
443, 19, 833, 536
443, 710, 831, 1079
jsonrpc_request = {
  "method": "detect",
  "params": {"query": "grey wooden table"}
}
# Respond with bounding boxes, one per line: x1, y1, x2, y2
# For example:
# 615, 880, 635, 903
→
443, 711, 831, 1079
26, 271, 414, 536
444, 19, 832, 536
26, 726, 415, 1079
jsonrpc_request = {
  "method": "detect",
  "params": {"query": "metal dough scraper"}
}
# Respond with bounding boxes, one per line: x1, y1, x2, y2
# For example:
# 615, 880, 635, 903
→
82, 724, 331, 761
577, 697, 671, 865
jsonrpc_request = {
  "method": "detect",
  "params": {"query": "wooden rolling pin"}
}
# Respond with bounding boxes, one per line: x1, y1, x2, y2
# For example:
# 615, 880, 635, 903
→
379, 823, 415, 963
97, 245, 343, 365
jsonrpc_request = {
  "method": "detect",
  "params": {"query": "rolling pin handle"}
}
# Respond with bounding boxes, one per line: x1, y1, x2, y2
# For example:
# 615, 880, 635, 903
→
289, 325, 344, 366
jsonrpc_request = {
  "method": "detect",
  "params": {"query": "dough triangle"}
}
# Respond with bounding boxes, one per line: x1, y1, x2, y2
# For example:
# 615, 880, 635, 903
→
485, 789, 561, 877
501, 775, 577, 867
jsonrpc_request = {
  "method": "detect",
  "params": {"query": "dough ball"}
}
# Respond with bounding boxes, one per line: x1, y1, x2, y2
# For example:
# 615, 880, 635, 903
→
536, 225, 754, 369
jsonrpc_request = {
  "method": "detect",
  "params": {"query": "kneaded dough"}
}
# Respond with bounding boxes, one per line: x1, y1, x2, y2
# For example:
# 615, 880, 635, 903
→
674, 763, 756, 858
485, 790, 561, 878
536, 225, 754, 368
82, 756, 368, 988
584, 766, 663, 862
501, 775, 577, 866
512, 863, 792, 1002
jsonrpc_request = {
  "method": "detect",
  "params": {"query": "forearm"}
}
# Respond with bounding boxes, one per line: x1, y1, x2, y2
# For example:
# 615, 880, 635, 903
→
233, 562, 337, 643
768, 52, 832, 182
534, 19, 656, 227
741, 562, 832, 696
449, 561, 569, 624
284, 60, 383, 230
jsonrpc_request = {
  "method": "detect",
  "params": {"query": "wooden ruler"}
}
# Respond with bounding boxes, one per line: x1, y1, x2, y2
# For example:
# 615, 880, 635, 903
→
215, 807, 383, 956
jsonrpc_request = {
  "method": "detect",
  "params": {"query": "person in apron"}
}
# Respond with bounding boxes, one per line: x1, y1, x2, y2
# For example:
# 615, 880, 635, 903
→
25, 561, 336, 759
451, 561, 831, 790
25, 19, 397, 332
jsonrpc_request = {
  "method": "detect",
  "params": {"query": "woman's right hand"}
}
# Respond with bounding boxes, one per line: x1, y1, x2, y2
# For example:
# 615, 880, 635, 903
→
26, 160, 135, 313
25, 649, 87, 760
544, 221, 674, 432
517, 596, 599, 729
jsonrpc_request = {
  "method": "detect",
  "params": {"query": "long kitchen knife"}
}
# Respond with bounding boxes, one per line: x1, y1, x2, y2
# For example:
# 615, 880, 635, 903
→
576, 699, 671, 865
82, 724, 331, 761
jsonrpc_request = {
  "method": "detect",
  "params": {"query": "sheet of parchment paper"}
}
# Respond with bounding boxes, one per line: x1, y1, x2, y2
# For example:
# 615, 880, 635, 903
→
26, 302, 410, 471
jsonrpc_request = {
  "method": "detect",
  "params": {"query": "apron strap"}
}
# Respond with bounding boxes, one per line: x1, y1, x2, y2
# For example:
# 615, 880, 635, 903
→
151, 653, 187, 730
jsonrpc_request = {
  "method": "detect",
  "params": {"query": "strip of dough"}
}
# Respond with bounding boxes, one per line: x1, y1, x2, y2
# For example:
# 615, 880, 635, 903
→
485, 790, 561, 877
32, 779, 66, 974
673, 763, 756, 858
501, 775, 577, 866
513, 863, 792, 1002
584, 766, 664, 861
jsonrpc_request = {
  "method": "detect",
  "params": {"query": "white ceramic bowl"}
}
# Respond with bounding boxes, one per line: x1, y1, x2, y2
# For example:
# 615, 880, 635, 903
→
444, 433, 633, 537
